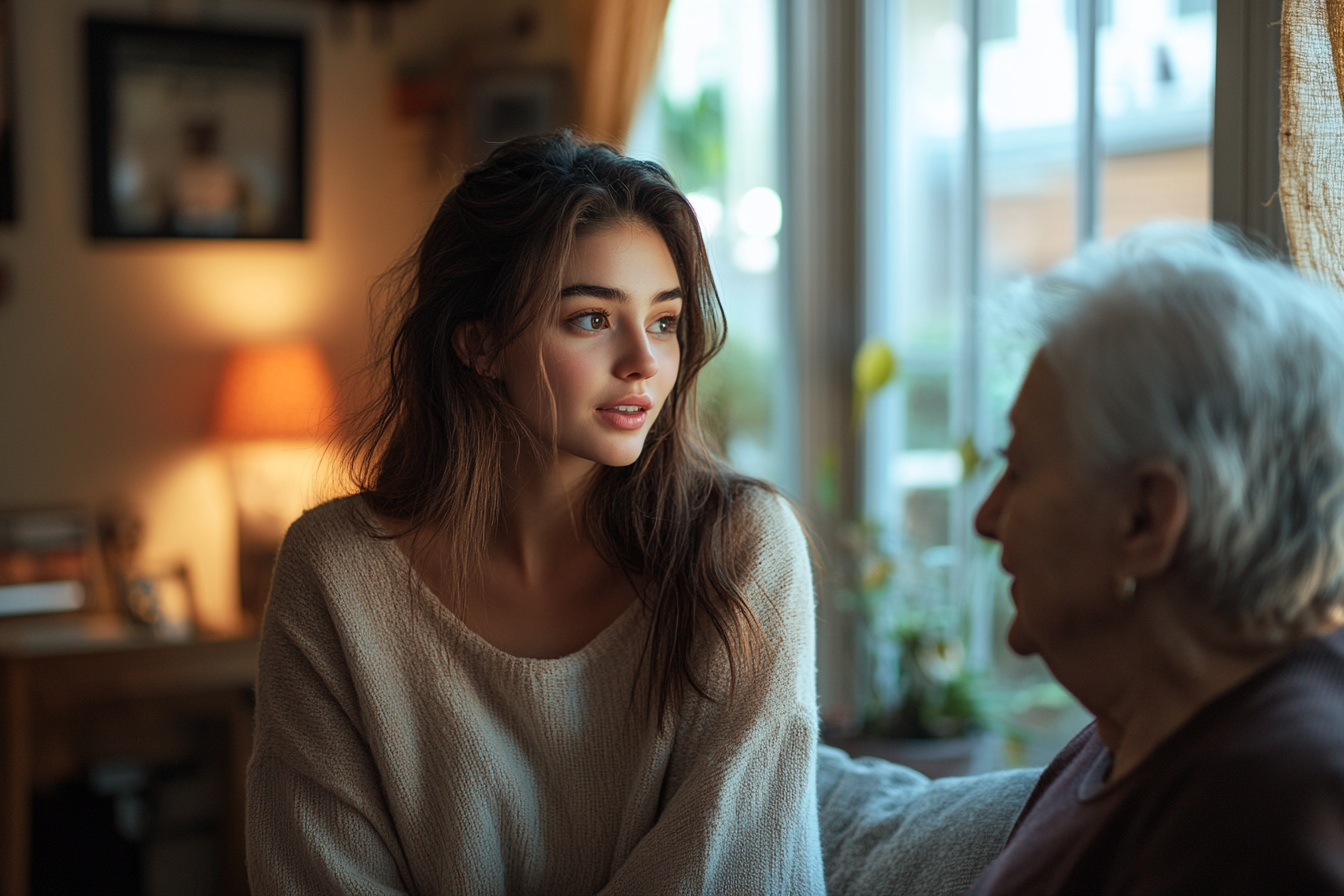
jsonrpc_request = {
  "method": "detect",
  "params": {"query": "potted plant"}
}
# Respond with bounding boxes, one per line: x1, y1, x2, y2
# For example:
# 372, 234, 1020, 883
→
827, 519, 996, 778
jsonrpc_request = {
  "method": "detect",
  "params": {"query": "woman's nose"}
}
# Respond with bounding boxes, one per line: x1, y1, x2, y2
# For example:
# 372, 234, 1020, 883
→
975, 477, 1004, 541
615, 330, 659, 381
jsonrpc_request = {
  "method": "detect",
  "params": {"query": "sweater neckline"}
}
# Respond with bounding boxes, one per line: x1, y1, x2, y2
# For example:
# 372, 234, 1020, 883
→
356, 495, 646, 669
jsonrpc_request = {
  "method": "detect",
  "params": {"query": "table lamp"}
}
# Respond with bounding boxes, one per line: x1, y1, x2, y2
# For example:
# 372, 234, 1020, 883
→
212, 342, 337, 628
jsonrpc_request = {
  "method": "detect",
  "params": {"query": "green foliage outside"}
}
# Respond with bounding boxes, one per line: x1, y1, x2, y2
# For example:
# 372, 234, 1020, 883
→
657, 88, 726, 195
696, 339, 774, 453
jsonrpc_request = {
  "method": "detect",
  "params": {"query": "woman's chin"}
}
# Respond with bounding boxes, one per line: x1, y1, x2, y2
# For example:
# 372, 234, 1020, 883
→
588, 441, 650, 468
1006, 616, 1038, 657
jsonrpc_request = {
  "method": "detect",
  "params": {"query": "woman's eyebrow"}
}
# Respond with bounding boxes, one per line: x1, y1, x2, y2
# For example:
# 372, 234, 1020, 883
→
560, 285, 684, 303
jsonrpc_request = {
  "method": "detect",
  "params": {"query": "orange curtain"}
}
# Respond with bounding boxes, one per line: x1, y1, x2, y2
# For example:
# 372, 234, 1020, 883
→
1280, 0, 1344, 291
567, 0, 674, 149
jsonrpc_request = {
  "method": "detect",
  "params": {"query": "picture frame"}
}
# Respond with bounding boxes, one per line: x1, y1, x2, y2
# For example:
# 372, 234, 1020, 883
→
86, 18, 306, 239
465, 67, 571, 164
123, 563, 199, 641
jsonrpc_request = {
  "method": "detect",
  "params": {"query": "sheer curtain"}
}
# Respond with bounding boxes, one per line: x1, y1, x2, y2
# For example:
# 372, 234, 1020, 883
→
1281, 0, 1344, 289
567, 0, 674, 147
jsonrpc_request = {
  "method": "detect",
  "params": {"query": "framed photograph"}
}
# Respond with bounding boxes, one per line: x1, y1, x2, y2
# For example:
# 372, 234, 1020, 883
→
465, 67, 571, 163
86, 18, 306, 239
123, 563, 199, 641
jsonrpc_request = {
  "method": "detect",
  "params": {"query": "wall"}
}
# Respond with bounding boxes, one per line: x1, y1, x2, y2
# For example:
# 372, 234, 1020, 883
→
0, 0, 572, 630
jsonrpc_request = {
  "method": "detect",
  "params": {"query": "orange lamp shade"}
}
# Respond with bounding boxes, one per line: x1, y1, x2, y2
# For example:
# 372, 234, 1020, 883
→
211, 342, 338, 440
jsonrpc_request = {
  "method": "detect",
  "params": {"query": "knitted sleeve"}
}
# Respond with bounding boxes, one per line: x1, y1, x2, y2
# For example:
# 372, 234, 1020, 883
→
245, 512, 413, 896
600, 492, 826, 895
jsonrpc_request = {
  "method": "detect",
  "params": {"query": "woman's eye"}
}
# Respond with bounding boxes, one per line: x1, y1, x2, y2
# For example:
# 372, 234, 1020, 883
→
571, 312, 608, 332
648, 315, 679, 336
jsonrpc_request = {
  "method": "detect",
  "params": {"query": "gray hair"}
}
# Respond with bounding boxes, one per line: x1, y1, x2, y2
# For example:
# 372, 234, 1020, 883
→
1031, 224, 1344, 641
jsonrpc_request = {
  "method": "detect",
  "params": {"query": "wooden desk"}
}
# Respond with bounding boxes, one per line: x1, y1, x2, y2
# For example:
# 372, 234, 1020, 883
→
0, 616, 258, 896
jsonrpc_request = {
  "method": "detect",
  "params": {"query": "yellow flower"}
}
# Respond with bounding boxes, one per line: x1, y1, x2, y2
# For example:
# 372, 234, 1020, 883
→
958, 434, 982, 479
852, 337, 899, 425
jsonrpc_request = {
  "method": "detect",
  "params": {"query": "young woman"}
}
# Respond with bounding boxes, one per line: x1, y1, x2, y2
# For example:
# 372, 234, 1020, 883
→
245, 132, 824, 895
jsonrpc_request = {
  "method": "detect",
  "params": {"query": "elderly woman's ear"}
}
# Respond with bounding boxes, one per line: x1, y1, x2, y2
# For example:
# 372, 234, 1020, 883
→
1116, 461, 1188, 581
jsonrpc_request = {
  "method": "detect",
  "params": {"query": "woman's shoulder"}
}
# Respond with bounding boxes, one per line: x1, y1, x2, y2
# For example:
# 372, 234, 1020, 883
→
718, 484, 815, 638
276, 494, 386, 569
284, 493, 373, 539
729, 484, 809, 568
265, 495, 408, 635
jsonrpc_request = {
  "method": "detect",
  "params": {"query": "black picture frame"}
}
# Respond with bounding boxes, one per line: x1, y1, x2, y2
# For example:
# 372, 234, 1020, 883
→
86, 18, 306, 240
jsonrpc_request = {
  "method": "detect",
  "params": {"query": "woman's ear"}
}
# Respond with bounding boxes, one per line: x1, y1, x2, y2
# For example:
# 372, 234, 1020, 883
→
452, 322, 497, 378
1118, 462, 1188, 578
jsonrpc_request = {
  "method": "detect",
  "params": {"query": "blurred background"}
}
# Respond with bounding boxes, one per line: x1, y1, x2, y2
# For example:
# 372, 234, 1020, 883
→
0, 0, 1283, 892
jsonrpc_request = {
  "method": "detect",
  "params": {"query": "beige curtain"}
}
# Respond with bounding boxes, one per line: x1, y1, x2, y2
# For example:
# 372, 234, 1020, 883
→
1281, 0, 1344, 290
567, 0, 674, 149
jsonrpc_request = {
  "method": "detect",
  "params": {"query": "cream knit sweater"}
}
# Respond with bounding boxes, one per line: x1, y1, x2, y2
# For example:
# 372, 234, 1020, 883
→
246, 492, 824, 895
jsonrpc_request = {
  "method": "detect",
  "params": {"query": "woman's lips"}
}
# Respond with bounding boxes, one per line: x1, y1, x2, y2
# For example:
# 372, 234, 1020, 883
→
598, 394, 653, 430
598, 407, 648, 430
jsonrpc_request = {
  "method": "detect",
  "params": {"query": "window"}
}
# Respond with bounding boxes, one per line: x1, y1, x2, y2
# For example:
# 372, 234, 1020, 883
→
627, 0, 790, 488
865, 0, 1215, 763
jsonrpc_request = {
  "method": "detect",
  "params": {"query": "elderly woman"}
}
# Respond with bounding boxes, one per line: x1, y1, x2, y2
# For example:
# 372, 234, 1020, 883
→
966, 228, 1344, 895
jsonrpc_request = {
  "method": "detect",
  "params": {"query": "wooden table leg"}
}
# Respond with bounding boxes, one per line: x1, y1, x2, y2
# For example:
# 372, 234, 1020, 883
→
0, 658, 32, 896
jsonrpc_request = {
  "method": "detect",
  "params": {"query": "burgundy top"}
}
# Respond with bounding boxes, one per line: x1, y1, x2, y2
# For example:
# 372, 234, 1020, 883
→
967, 627, 1344, 895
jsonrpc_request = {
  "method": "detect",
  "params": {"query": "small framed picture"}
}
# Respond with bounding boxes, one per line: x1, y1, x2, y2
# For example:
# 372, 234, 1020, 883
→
86, 18, 306, 239
466, 67, 571, 163
123, 563, 198, 641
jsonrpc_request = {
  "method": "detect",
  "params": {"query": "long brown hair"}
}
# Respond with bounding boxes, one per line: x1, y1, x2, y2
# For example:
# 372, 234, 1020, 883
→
346, 131, 771, 723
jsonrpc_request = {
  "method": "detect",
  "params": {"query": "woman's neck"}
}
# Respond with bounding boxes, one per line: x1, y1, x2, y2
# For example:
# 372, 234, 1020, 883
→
493, 443, 598, 578
391, 446, 632, 659
1077, 591, 1293, 782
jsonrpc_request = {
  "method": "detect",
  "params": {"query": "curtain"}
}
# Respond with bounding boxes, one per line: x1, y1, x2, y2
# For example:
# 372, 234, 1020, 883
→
567, 0, 674, 149
1280, 0, 1344, 291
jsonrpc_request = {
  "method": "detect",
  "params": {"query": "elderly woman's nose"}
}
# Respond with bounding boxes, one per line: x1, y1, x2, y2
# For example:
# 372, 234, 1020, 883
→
975, 479, 1004, 541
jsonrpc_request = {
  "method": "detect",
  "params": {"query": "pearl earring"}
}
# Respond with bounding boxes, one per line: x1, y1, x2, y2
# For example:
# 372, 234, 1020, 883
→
1117, 576, 1137, 601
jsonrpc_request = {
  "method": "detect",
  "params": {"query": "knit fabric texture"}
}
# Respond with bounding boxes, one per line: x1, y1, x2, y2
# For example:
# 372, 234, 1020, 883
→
246, 492, 824, 895
816, 746, 1038, 896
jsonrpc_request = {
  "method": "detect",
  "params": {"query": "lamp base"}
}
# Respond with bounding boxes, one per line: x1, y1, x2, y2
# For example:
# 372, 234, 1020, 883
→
238, 538, 281, 630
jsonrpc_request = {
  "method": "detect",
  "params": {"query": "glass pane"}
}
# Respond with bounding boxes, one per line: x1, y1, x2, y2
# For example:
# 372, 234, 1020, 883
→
626, 0, 785, 484
982, 0, 1079, 285
882, 0, 968, 615
894, 0, 966, 353
904, 488, 951, 553
904, 372, 952, 451
1098, 0, 1214, 237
